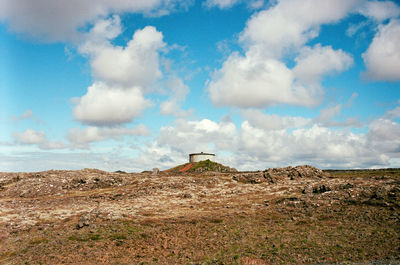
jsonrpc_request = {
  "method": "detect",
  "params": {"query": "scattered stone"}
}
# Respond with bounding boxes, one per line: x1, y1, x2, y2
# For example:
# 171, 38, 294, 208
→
312, 185, 331, 194
76, 213, 92, 230
302, 185, 313, 194
179, 193, 192, 199
152, 168, 160, 175
342, 183, 354, 189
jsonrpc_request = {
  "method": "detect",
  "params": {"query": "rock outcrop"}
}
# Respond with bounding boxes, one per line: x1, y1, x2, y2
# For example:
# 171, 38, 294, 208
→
232, 165, 329, 184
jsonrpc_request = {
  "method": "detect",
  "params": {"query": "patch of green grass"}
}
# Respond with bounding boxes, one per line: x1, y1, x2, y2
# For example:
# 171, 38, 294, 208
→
190, 159, 217, 171
110, 233, 127, 240
210, 218, 223, 224
127, 226, 143, 234
29, 237, 49, 245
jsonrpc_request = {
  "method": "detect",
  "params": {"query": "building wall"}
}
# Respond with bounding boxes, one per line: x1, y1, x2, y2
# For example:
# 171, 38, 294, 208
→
189, 154, 215, 163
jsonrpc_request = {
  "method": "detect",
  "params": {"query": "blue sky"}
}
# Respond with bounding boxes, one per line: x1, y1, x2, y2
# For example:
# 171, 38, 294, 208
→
1, 0, 400, 172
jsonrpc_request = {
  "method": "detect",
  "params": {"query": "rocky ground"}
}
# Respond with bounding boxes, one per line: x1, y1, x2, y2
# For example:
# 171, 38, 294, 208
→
0, 166, 399, 264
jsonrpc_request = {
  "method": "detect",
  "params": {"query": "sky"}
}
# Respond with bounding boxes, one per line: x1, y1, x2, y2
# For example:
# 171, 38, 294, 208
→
1, 0, 400, 172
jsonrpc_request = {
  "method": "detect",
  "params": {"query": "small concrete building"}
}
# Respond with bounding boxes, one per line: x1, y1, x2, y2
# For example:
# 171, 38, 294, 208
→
189, 152, 215, 163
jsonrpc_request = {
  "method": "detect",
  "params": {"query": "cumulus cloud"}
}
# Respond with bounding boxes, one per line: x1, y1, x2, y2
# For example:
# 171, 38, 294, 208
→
242, 109, 311, 130
73, 17, 166, 126
208, 0, 359, 108
362, 19, 400, 81
133, 115, 394, 170
67, 125, 150, 148
157, 118, 237, 153
9, 105, 400, 170
79, 19, 166, 89
358, 1, 400, 22
293, 44, 353, 83
131, 117, 238, 170
367, 117, 400, 157
238, 0, 360, 58
208, 51, 324, 108
132, 102, 400, 170
0, 0, 192, 41
73, 82, 151, 126
13, 129, 66, 150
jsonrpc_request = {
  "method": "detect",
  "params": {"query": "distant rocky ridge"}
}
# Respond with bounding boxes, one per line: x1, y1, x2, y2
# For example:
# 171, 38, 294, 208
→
232, 165, 329, 184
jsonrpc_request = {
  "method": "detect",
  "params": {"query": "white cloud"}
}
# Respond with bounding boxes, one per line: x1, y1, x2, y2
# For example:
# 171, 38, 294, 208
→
67, 125, 150, 148
386, 106, 400, 119
8, 105, 400, 170
367, 117, 400, 156
132, 115, 395, 170
293, 44, 353, 83
11, 110, 33, 122
237, 121, 391, 169
133, 103, 400, 170
204, 0, 264, 9
368, 118, 400, 142
160, 77, 191, 116
316, 104, 342, 122
238, 0, 360, 58
204, 0, 241, 9
362, 19, 400, 81
314, 104, 361, 128
242, 109, 311, 130
208, 0, 359, 108
346, 21, 370, 37
0, 0, 192, 41
131, 117, 238, 170
13, 129, 46, 144
13, 129, 66, 150
73, 82, 151, 126
80, 18, 165, 89
358, 1, 400, 22
73, 17, 167, 126
157, 118, 237, 153
208, 51, 323, 108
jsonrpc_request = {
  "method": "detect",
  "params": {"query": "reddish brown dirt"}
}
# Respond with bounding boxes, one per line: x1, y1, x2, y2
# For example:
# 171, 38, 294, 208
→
179, 163, 193, 173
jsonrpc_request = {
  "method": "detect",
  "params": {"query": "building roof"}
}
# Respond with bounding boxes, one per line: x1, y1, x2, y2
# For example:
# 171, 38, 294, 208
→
189, 152, 215, 156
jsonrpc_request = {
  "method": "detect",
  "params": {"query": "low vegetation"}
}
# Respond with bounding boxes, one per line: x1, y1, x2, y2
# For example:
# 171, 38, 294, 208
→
0, 167, 399, 264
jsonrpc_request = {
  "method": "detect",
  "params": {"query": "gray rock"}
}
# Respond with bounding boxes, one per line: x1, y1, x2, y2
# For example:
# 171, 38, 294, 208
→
152, 168, 160, 175
76, 213, 91, 229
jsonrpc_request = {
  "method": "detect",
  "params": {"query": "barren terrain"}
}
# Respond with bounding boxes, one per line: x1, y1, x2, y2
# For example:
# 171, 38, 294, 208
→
0, 166, 399, 264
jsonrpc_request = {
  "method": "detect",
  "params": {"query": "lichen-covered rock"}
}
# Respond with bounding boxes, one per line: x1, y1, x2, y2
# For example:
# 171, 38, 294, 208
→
232, 172, 265, 184
264, 165, 329, 183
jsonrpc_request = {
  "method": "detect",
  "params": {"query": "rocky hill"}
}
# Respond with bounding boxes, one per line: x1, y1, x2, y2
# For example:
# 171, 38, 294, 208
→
165, 159, 237, 173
